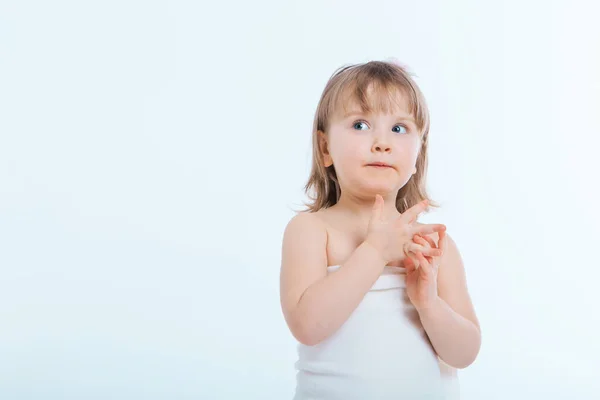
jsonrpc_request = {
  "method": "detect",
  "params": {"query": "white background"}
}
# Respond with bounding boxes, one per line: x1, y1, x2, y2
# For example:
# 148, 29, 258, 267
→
1, 0, 599, 398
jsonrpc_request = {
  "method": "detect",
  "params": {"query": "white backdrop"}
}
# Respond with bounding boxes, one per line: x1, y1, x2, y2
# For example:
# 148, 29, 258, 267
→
1, 1, 599, 399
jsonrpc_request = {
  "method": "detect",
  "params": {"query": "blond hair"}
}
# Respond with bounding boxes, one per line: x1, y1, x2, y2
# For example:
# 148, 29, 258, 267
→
302, 60, 439, 213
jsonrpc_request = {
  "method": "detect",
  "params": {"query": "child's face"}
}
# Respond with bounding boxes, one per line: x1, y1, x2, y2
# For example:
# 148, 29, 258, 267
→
321, 94, 422, 198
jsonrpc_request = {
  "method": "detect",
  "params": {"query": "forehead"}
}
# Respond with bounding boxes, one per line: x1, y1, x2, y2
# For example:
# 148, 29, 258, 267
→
333, 83, 413, 120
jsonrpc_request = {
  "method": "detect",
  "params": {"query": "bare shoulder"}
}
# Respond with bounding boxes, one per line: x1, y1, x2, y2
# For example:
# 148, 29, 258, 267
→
283, 210, 327, 235
280, 210, 329, 319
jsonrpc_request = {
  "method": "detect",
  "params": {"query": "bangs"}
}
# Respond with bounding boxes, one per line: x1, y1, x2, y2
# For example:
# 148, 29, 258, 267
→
333, 81, 414, 118
318, 62, 429, 134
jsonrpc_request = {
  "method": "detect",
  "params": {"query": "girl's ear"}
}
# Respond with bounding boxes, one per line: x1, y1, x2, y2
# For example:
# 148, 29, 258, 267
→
318, 130, 333, 167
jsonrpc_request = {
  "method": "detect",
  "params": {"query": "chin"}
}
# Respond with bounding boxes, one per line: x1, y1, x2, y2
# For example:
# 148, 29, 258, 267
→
362, 177, 412, 195
360, 181, 399, 196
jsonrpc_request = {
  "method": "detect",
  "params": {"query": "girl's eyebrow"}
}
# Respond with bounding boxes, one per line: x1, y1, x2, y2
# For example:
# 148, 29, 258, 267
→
343, 111, 416, 124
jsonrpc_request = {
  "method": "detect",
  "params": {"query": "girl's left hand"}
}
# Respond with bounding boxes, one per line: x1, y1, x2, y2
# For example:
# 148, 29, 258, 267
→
403, 230, 447, 312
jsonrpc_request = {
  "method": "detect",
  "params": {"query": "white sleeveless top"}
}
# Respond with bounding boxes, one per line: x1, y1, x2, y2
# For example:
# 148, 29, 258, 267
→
293, 265, 460, 400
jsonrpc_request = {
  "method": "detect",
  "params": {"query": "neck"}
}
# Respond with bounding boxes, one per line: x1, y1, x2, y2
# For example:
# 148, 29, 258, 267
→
334, 190, 401, 222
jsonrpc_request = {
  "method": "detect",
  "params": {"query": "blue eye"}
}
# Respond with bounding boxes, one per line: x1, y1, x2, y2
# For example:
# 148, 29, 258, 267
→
392, 124, 408, 134
353, 121, 369, 130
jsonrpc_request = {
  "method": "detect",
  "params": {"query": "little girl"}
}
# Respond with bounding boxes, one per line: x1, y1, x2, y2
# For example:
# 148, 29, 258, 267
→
280, 60, 481, 399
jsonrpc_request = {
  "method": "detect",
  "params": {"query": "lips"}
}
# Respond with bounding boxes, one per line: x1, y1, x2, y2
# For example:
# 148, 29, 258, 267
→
367, 162, 394, 168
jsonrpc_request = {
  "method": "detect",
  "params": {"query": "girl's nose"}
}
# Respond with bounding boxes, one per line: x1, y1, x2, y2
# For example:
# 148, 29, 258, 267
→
372, 137, 391, 153
373, 143, 391, 152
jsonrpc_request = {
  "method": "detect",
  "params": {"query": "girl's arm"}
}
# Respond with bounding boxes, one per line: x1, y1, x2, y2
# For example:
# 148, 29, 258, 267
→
418, 233, 482, 369
279, 212, 387, 346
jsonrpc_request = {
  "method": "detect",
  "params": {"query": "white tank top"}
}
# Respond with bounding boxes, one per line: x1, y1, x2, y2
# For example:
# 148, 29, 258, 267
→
293, 265, 460, 400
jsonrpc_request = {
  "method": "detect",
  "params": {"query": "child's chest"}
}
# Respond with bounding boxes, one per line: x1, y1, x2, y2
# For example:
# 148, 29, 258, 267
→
324, 224, 403, 268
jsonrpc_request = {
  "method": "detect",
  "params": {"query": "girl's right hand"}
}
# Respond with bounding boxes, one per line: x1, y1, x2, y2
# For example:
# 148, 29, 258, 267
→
364, 194, 446, 264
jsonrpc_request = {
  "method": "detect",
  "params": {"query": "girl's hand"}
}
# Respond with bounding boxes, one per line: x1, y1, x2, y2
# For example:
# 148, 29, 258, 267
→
364, 194, 446, 264
404, 230, 447, 311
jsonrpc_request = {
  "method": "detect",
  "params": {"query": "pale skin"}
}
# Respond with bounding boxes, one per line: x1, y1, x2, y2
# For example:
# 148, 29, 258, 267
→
280, 91, 481, 369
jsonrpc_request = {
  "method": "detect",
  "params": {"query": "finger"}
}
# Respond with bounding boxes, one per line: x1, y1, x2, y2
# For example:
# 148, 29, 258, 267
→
407, 212, 419, 225
421, 247, 442, 257
438, 229, 447, 253
420, 253, 439, 275
413, 236, 440, 257
404, 242, 424, 254
413, 235, 431, 249
419, 234, 437, 249
406, 242, 442, 257
409, 252, 421, 271
404, 254, 417, 271
371, 194, 384, 222
404, 245, 421, 267
412, 223, 446, 236
416, 252, 432, 278
399, 200, 429, 224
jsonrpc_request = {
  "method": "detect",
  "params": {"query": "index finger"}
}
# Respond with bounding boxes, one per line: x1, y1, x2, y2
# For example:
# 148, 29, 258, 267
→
438, 229, 447, 253
400, 200, 429, 224
412, 223, 447, 237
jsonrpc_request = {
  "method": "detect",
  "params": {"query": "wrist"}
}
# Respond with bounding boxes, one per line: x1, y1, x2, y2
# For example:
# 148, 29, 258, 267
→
361, 239, 390, 265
